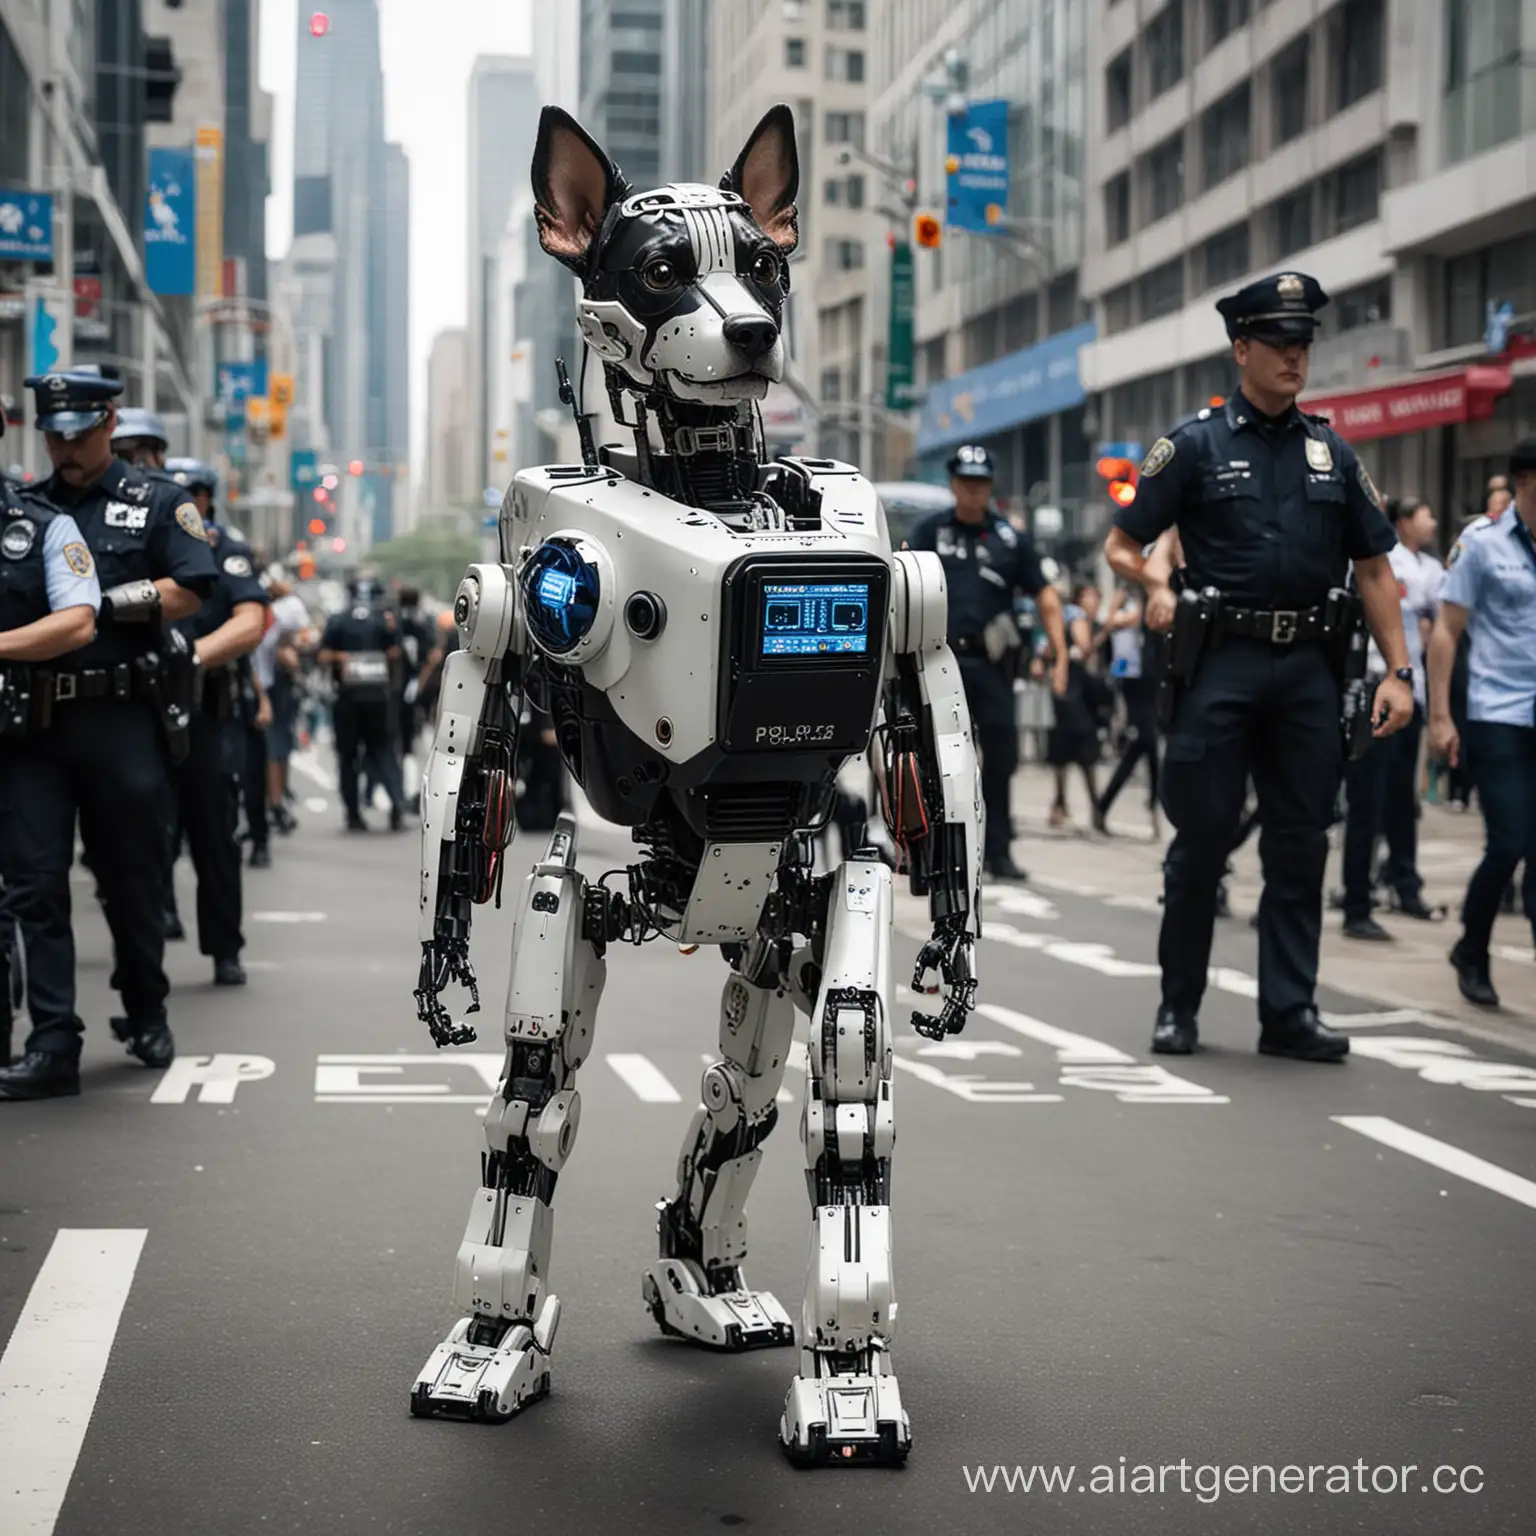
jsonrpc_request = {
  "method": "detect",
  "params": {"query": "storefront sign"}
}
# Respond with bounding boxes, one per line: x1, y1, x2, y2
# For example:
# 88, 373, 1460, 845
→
1303, 365, 1512, 443
885, 241, 918, 411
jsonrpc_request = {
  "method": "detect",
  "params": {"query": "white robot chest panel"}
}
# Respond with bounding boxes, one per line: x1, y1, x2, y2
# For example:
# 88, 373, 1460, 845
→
504, 461, 893, 774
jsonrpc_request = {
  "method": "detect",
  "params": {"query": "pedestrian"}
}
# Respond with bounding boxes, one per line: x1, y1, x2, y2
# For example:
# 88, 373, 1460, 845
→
1093, 580, 1163, 834
393, 584, 434, 765
1427, 436, 1536, 1009
0, 371, 217, 1100
254, 572, 314, 834
1046, 580, 1103, 829
1339, 496, 1445, 938
163, 460, 270, 984
908, 443, 1069, 881
1104, 271, 1414, 1062
319, 576, 405, 831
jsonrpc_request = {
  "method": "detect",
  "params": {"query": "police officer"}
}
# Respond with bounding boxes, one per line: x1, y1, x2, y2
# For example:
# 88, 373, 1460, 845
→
319, 577, 405, 831
1428, 436, 1536, 1009
162, 459, 269, 985
0, 373, 216, 1098
393, 584, 433, 763
0, 411, 101, 1078
909, 444, 1068, 881
111, 407, 172, 472
1104, 272, 1414, 1062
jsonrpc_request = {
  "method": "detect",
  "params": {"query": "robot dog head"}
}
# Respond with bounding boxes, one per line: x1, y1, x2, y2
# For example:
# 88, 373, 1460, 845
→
533, 105, 799, 406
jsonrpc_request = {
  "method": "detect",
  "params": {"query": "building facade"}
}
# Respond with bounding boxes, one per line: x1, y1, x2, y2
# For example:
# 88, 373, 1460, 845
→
423, 326, 472, 515
1080, 0, 1536, 535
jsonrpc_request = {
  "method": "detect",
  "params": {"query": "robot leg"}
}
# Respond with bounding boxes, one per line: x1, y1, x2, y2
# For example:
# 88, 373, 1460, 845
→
781, 851, 909, 1466
643, 951, 797, 1350
411, 814, 606, 1423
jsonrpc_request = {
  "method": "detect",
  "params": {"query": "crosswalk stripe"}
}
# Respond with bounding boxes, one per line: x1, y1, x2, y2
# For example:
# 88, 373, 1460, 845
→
0, 1229, 148, 1536
977, 1003, 1135, 1065
606, 1053, 682, 1103
1333, 1116, 1536, 1210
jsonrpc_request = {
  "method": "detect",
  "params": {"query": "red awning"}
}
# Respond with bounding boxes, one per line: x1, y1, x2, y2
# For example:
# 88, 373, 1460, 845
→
1301, 365, 1513, 443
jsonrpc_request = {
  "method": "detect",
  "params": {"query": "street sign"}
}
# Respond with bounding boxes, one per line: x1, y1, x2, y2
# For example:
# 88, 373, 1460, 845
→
145, 150, 196, 295
946, 100, 1010, 234
290, 449, 319, 493
885, 241, 920, 412
0, 190, 55, 262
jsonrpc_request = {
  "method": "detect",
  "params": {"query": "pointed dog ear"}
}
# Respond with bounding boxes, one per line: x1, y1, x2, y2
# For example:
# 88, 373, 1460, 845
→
532, 107, 627, 272
721, 104, 799, 253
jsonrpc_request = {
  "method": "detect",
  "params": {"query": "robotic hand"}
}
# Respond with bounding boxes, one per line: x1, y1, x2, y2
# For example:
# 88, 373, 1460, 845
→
911, 916, 977, 1040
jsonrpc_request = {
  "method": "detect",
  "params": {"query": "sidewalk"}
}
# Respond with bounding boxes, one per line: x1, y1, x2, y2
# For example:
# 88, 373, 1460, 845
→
1001, 760, 1536, 1035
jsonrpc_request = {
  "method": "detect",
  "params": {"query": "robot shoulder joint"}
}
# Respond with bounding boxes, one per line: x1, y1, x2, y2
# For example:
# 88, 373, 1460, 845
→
454, 563, 520, 659
890, 549, 948, 654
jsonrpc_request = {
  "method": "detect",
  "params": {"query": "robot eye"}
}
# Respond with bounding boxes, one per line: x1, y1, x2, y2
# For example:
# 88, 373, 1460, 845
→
641, 259, 682, 292
749, 250, 782, 287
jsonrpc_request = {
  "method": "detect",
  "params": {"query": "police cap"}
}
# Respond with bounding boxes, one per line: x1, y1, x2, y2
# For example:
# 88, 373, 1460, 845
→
23, 369, 124, 437
1509, 436, 1536, 478
167, 456, 219, 495
112, 406, 170, 448
947, 443, 995, 480
1216, 271, 1329, 345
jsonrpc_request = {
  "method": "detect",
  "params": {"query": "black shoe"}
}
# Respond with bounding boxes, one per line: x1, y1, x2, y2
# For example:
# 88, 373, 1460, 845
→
110, 1016, 175, 1069
0, 1050, 81, 1100
1392, 892, 1440, 921
1343, 915, 1394, 942
389, 807, 405, 833
1258, 1007, 1349, 1062
272, 803, 298, 835
248, 846, 272, 869
346, 815, 368, 833
984, 857, 1027, 882
1449, 941, 1499, 1007
213, 958, 247, 987
164, 910, 186, 941
1091, 803, 1110, 835
1214, 882, 1231, 920
1151, 1006, 1198, 1055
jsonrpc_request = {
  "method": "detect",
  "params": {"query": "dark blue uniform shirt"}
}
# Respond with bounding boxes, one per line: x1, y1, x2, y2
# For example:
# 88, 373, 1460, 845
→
907, 507, 1047, 641
321, 604, 396, 702
175, 531, 269, 644
1113, 392, 1396, 608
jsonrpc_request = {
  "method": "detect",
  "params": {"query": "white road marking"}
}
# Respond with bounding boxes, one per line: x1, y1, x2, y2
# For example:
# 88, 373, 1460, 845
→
289, 750, 336, 791
152, 1054, 276, 1104
303, 796, 330, 814
250, 910, 328, 924
1333, 1116, 1536, 1210
0, 1229, 148, 1536
1349, 1036, 1536, 1103
606, 1053, 682, 1103
890, 1056, 1062, 1103
315, 1053, 501, 1104
981, 886, 1060, 921
977, 1003, 1133, 1064
1104, 894, 1165, 914
915, 1039, 1024, 1060
1026, 874, 1104, 898
1321, 1008, 1456, 1029
1493, 945, 1534, 966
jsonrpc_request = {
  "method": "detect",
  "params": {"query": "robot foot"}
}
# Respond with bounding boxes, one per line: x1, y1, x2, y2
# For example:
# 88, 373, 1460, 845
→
780, 1358, 911, 1467
642, 1259, 795, 1351
408, 1300, 559, 1424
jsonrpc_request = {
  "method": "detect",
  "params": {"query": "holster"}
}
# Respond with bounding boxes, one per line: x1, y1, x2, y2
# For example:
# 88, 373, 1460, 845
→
136, 629, 196, 764
0, 663, 36, 739
1156, 587, 1219, 731
1325, 587, 1374, 759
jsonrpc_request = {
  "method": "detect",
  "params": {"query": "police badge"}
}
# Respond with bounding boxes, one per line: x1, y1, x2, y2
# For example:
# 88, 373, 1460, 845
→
1305, 439, 1333, 473
1141, 437, 1176, 477
1277, 273, 1304, 299
1355, 462, 1384, 511
175, 504, 209, 542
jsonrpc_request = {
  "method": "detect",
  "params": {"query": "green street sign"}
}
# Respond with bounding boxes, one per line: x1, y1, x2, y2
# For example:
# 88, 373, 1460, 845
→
885, 241, 920, 411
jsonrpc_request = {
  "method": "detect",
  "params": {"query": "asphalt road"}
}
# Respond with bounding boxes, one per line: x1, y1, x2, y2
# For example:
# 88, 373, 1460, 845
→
3, 769, 1534, 1536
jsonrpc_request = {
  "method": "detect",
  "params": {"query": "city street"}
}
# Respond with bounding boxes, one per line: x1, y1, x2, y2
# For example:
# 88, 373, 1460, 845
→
3, 760, 1535, 1536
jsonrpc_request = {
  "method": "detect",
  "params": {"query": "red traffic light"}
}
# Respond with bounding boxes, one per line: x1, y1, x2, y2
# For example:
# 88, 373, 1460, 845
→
308, 517, 327, 535
1108, 480, 1137, 507
309, 12, 330, 37
913, 213, 942, 249
348, 459, 364, 477
1096, 456, 1136, 481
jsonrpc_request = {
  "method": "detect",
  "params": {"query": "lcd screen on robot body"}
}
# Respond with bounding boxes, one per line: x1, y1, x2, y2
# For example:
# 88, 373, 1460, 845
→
758, 581, 871, 659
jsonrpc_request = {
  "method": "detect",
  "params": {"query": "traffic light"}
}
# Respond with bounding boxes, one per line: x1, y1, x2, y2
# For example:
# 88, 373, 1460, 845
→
1096, 456, 1138, 508
308, 517, 327, 536
348, 459, 364, 477
913, 211, 942, 249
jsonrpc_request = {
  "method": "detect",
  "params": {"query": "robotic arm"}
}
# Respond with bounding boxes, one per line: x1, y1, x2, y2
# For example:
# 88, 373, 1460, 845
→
414, 564, 524, 1046
878, 551, 981, 1040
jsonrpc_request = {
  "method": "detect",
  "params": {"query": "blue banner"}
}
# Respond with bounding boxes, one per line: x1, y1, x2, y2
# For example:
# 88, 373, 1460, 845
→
917, 321, 1096, 454
217, 359, 270, 425
145, 149, 196, 295
0, 190, 54, 261
946, 100, 1010, 234
290, 449, 319, 493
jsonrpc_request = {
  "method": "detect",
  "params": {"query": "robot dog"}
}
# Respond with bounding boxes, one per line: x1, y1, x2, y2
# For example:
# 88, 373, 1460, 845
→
410, 103, 981, 1465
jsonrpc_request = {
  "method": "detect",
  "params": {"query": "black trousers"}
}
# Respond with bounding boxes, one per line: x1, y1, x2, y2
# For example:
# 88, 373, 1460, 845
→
1342, 705, 1424, 920
960, 657, 1019, 866
1461, 722, 1536, 961
1098, 674, 1160, 816
242, 719, 269, 851
0, 698, 172, 1056
169, 709, 243, 961
1159, 638, 1343, 1025
334, 696, 404, 819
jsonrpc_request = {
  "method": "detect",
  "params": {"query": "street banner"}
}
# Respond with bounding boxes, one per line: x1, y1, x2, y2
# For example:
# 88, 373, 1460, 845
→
946, 99, 1010, 234
0, 190, 55, 262
195, 127, 224, 300
885, 241, 919, 411
145, 149, 196, 295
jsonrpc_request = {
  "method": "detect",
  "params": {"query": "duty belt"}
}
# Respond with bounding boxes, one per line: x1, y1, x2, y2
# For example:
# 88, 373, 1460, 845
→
39, 663, 135, 704
950, 635, 990, 656
1214, 605, 1327, 645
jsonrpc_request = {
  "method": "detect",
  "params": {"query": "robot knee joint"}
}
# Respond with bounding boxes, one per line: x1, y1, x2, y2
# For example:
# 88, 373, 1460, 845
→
529, 1089, 581, 1172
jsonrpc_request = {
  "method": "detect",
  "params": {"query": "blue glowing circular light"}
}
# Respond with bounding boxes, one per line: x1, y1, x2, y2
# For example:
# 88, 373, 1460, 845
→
521, 539, 602, 654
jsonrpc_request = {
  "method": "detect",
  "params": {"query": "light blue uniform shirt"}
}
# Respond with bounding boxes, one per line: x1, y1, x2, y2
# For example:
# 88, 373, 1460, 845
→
1440, 514, 1536, 727
41, 512, 103, 614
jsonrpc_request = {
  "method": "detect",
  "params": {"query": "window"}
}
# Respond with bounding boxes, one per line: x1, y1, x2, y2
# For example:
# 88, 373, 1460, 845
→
1048, 274, 1079, 334
1146, 132, 1184, 222
820, 367, 842, 403
785, 37, 806, 67
1201, 83, 1250, 189
1105, 283, 1135, 334
822, 174, 864, 207
1271, 37, 1309, 146
1105, 171, 1131, 245
1324, 278, 1391, 336
1201, 221, 1250, 289
824, 238, 865, 271
1139, 257, 1185, 321
0, 20, 31, 183
783, 0, 806, 18
1272, 187, 1313, 257
1330, 0, 1383, 112
1443, 232, 1536, 347
919, 337, 947, 387
824, 111, 865, 149
1329, 150, 1379, 233
1002, 293, 1040, 351
827, 0, 865, 27
826, 47, 865, 82
1106, 49, 1132, 132
1442, 0, 1523, 164
1146, 0, 1184, 98
1207, 0, 1249, 48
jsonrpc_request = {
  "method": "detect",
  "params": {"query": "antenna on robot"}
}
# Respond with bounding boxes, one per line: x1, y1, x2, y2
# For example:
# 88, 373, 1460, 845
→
555, 357, 599, 471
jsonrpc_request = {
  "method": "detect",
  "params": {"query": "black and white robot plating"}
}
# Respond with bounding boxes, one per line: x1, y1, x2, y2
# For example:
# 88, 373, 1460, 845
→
409, 102, 983, 1466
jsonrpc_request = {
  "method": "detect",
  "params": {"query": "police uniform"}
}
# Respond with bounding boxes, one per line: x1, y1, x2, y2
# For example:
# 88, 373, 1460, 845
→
4, 372, 218, 1091
322, 581, 405, 829
166, 475, 270, 983
1440, 451, 1536, 1008
0, 460, 103, 1095
909, 445, 1047, 877
1113, 273, 1397, 1061
394, 599, 434, 759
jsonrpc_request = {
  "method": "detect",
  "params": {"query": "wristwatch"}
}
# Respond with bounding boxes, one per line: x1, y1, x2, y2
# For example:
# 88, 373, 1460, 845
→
1393, 667, 1414, 682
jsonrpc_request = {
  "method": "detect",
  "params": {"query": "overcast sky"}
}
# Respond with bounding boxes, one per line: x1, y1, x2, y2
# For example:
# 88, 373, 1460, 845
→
260, 0, 533, 484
